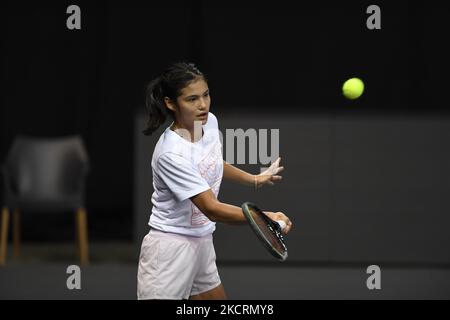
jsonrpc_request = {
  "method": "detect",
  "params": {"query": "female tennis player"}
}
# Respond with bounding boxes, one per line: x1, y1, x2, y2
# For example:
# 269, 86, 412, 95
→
137, 62, 293, 300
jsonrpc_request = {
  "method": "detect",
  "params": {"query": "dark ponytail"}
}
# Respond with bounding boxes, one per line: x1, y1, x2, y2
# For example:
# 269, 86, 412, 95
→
142, 77, 167, 136
143, 62, 206, 136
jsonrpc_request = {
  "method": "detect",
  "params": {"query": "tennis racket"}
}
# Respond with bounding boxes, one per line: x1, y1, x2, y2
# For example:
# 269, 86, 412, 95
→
241, 202, 288, 261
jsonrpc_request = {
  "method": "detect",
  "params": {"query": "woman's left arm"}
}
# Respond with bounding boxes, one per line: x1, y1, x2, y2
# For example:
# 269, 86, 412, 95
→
223, 157, 284, 189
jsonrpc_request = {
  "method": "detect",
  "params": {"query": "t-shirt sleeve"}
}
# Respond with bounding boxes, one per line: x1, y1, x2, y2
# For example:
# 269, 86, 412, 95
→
156, 152, 211, 202
206, 112, 222, 147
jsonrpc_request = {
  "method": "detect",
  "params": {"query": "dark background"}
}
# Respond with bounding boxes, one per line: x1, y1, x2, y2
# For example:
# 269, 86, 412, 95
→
1, 0, 449, 241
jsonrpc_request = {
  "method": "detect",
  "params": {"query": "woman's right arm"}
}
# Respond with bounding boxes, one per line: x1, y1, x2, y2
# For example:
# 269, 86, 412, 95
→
190, 189, 247, 224
190, 189, 293, 235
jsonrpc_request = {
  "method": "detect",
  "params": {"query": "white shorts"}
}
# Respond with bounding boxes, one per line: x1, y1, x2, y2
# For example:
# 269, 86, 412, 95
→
137, 228, 221, 300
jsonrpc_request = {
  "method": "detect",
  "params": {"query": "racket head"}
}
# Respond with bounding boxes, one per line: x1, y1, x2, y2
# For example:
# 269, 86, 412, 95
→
241, 202, 288, 261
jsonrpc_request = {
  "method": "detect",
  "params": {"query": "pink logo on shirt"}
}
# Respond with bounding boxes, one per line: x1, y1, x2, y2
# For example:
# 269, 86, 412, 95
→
191, 142, 223, 225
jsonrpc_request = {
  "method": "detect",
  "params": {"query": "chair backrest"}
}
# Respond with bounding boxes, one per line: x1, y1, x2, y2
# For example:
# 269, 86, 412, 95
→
4, 135, 89, 201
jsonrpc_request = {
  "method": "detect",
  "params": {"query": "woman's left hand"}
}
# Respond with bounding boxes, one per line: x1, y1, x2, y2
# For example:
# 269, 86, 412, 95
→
255, 157, 284, 188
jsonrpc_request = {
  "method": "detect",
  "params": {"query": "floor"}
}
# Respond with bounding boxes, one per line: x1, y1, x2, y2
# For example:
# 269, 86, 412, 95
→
1, 243, 450, 300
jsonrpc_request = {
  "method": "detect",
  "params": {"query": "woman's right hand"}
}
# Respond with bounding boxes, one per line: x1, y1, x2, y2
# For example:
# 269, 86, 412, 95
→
264, 211, 293, 235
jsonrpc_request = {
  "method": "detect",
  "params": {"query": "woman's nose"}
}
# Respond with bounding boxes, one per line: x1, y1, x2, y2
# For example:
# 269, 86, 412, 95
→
199, 97, 208, 109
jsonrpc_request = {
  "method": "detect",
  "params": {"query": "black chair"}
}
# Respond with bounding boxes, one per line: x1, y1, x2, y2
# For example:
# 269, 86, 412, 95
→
0, 135, 90, 265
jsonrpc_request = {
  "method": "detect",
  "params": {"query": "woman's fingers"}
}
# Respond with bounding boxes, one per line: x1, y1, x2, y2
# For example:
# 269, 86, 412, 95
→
282, 218, 293, 235
265, 211, 293, 235
268, 157, 281, 170
274, 157, 281, 166
273, 213, 292, 235
283, 223, 292, 234
258, 158, 284, 187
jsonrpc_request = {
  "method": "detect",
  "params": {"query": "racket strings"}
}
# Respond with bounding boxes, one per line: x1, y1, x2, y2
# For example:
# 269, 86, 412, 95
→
252, 211, 287, 253
268, 222, 288, 251
242, 202, 288, 261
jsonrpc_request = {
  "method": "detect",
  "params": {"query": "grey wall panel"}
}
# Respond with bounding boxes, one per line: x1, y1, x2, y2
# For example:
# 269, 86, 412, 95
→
331, 116, 450, 263
134, 112, 450, 263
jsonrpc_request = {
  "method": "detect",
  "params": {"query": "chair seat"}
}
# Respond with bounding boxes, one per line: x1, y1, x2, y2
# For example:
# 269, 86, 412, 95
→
6, 194, 83, 212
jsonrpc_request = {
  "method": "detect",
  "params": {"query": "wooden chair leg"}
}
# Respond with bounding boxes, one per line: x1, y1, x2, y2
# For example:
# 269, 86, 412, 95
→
76, 208, 89, 265
13, 208, 21, 259
1, 207, 10, 266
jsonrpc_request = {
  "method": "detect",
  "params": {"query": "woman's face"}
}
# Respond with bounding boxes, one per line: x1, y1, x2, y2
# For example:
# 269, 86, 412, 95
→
166, 78, 211, 128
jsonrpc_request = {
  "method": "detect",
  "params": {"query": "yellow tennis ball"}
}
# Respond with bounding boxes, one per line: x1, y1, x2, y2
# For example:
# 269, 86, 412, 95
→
342, 78, 364, 100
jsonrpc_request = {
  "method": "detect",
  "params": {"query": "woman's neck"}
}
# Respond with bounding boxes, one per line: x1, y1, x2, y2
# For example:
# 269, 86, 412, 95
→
171, 121, 203, 143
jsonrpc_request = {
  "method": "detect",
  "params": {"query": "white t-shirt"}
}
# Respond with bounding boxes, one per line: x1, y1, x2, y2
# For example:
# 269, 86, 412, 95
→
148, 112, 223, 237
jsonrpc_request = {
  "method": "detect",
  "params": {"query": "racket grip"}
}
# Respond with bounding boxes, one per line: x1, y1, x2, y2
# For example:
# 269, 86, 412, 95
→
276, 220, 287, 231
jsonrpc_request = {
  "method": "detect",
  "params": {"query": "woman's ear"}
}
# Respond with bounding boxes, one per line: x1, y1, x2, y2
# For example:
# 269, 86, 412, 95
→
164, 97, 177, 113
